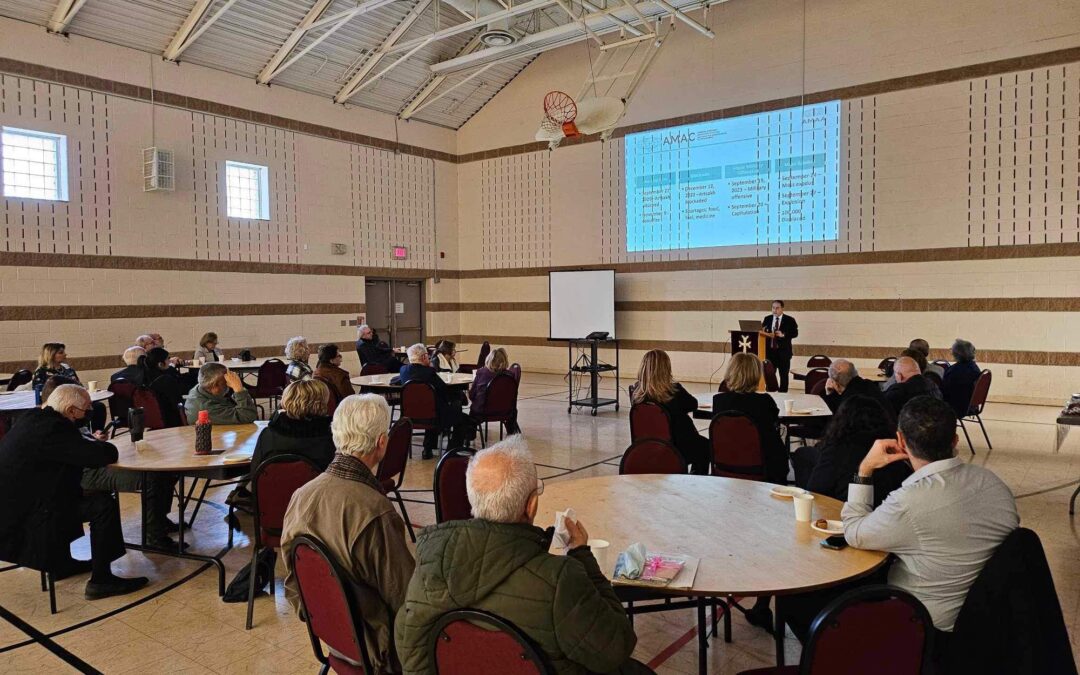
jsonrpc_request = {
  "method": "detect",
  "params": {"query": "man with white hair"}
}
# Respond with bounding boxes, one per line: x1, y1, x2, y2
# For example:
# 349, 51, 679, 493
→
396, 436, 640, 674
111, 346, 146, 385
823, 358, 887, 412
355, 324, 401, 373
0, 384, 149, 599
884, 355, 942, 418
281, 394, 414, 673
184, 362, 258, 424
394, 343, 473, 459
135, 334, 155, 350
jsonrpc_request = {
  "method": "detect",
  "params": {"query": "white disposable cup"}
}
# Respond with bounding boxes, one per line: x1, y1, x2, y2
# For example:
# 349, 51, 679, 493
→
588, 538, 611, 574
86, 381, 99, 392
783, 399, 795, 415
793, 493, 814, 522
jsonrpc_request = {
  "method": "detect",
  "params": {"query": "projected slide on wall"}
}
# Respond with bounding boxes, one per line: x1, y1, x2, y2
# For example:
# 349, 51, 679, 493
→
624, 101, 840, 251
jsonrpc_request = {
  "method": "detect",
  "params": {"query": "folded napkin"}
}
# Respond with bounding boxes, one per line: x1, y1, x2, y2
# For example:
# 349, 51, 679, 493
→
552, 508, 576, 549
614, 542, 647, 580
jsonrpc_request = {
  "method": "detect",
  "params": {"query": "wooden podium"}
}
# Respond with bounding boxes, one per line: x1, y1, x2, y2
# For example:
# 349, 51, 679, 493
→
729, 329, 767, 391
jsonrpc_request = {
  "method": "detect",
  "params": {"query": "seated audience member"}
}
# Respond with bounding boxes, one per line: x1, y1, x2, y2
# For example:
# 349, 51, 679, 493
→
431, 340, 459, 373
794, 395, 910, 503
185, 363, 259, 424
942, 338, 981, 417
32, 342, 80, 387
111, 346, 146, 385
142, 347, 186, 427
284, 336, 313, 382
630, 349, 709, 474
194, 332, 224, 362
280, 394, 414, 673
251, 380, 336, 471
883, 356, 941, 418
395, 436, 641, 674
910, 338, 945, 379
393, 343, 473, 459
146, 332, 184, 367
822, 358, 887, 412
783, 396, 1019, 642
0, 384, 149, 598
313, 343, 352, 401
135, 334, 156, 351
469, 347, 520, 431
355, 324, 401, 373
712, 353, 789, 484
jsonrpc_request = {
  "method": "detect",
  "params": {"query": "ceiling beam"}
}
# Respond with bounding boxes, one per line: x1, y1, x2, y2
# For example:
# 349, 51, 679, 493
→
334, 0, 434, 104
398, 33, 484, 119
384, 0, 556, 57
163, 0, 241, 62
46, 0, 88, 34
256, 0, 334, 85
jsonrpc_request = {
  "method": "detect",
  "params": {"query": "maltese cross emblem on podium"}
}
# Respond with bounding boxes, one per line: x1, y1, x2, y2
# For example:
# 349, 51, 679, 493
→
738, 336, 752, 353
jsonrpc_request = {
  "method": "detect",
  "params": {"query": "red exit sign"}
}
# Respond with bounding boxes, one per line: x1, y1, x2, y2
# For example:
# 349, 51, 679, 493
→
392, 245, 408, 260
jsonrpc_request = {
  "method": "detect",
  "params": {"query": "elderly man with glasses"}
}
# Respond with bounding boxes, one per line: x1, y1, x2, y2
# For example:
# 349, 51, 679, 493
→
396, 435, 645, 674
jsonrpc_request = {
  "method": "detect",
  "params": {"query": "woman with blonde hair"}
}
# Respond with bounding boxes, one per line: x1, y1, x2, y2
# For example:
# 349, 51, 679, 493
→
32, 342, 79, 388
712, 352, 788, 483
250, 379, 335, 470
284, 336, 313, 382
631, 349, 709, 474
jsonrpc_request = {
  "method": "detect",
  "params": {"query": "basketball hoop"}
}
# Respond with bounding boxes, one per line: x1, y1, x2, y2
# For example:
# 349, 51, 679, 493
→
543, 90, 580, 137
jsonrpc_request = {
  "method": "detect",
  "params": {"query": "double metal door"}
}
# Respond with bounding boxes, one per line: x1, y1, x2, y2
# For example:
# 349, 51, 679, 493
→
365, 279, 424, 348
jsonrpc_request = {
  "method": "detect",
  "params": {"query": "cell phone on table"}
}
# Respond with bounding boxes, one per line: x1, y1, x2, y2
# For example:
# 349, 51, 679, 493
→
820, 535, 848, 551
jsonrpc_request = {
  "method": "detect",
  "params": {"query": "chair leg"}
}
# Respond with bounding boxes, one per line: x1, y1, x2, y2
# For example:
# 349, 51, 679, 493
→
626, 600, 634, 628
710, 599, 718, 637
318, 664, 330, 675
245, 544, 260, 630
976, 414, 992, 449
47, 572, 57, 614
186, 478, 213, 529
958, 419, 975, 455
724, 595, 733, 643
1070, 483, 1079, 515
394, 490, 417, 542
40, 570, 47, 592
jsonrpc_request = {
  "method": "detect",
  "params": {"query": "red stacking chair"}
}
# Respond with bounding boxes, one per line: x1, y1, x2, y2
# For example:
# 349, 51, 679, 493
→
709, 411, 765, 480
376, 418, 416, 542
958, 369, 993, 454
762, 360, 780, 392
619, 438, 687, 475
108, 379, 138, 437
5, 368, 32, 391
434, 448, 475, 523
246, 454, 322, 629
806, 355, 831, 368
132, 387, 168, 430
932, 359, 951, 371
458, 341, 491, 375
509, 363, 522, 381
291, 534, 390, 675
401, 381, 443, 450
244, 358, 287, 418
744, 585, 933, 675
878, 356, 897, 377
803, 367, 829, 396
429, 609, 554, 675
629, 402, 672, 442
474, 372, 520, 446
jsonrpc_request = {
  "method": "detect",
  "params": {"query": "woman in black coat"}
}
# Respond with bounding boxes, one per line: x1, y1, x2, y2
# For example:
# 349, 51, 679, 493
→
712, 353, 789, 484
631, 349, 709, 474
251, 380, 336, 471
142, 347, 186, 428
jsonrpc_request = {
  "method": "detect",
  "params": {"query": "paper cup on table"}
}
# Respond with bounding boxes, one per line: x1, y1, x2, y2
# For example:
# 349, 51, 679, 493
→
793, 492, 814, 522
588, 539, 611, 575
86, 381, 99, 393
783, 399, 794, 415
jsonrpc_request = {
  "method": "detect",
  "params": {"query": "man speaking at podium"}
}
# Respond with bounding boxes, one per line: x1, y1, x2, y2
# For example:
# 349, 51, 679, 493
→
762, 300, 799, 392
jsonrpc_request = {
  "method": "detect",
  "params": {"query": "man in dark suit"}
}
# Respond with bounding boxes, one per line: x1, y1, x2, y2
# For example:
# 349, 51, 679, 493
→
355, 324, 402, 373
0, 384, 148, 599
392, 344, 473, 459
823, 359, 888, 415
884, 356, 942, 418
762, 300, 799, 392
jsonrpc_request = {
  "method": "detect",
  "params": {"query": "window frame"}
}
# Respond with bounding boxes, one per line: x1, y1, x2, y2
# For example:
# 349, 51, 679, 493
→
1, 126, 69, 202
224, 160, 270, 221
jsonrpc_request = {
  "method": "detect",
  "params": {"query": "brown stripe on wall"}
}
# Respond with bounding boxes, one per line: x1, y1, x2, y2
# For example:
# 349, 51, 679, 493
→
430, 297, 1080, 313
433, 335, 1080, 367
0, 303, 365, 321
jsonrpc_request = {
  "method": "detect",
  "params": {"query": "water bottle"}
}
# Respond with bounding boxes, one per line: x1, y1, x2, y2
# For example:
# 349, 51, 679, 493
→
129, 407, 145, 442
195, 410, 212, 455
33, 383, 43, 406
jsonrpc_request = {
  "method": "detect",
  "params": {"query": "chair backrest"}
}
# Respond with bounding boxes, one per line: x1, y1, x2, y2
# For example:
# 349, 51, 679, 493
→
932, 359, 951, 370
360, 362, 389, 376
430, 609, 553, 675
6, 368, 32, 391
481, 372, 519, 419
708, 411, 765, 479
762, 360, 779, 392
475, 341, 491, 370
434, 448, 475, 523
801, 584, 932, 675
806, 354, 832, 368
377, 418, 413, 491
879, 356, 897, 377
629, 402, 672, 442
401, 381, 439, 428
252, 358, 288, 396
312, 376, 340, 415
968, 369, 992, 414
108, 379, 138, 424
809, 377, 828, 396
176, 403, 189, 426
290, 534, 377, 674
132, 387, 168, 430
509, 363, 522, 381
251, 454, 323, 548
619, 438, 687, 475
716, 380, 730, 393
804, 367, 829, 395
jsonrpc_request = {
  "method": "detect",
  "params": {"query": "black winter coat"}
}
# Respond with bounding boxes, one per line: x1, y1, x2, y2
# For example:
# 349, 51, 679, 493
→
250, 412, 335, 472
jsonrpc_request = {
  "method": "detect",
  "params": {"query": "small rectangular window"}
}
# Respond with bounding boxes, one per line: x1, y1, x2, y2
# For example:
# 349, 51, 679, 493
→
1, 127, 69, 201
225, 161, 269, 220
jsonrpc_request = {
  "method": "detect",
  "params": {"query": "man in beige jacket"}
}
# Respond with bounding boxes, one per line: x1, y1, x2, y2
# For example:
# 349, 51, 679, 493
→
280, 393, 415, 672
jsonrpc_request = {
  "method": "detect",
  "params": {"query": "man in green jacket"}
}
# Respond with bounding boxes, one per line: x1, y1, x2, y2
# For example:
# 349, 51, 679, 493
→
184, 363, 259, 424
395, 436, 642, 674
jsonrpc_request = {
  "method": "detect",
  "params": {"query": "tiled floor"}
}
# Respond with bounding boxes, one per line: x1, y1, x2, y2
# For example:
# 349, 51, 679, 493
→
1, 372, 1078, 673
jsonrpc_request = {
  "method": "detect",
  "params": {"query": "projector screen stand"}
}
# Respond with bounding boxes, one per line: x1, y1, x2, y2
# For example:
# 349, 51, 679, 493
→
566, 338, 620, 416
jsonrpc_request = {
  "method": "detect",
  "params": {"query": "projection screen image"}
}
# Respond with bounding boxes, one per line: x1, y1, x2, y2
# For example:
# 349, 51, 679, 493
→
624, 100, 840, 251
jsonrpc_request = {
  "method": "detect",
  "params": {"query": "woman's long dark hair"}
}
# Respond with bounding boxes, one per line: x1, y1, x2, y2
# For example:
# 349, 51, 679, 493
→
139, 347, 171, 383
820, 395, 895, 448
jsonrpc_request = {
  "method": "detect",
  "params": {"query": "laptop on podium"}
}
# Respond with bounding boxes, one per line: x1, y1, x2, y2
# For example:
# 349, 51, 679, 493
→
739, 319, 763, 332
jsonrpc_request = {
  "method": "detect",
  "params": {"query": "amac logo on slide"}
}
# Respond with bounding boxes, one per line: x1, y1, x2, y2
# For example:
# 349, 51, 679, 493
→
661, 130, 695, 145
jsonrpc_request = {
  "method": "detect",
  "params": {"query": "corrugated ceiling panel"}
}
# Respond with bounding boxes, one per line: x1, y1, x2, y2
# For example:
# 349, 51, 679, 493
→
65, 0, 193, 54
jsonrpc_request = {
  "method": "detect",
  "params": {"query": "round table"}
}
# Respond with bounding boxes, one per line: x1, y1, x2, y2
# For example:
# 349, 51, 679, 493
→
350, 372, 474, 392
536, 474, 887, 672
219, 356, 288, 373
0, 389, 113, 413
693, 392, 832, 421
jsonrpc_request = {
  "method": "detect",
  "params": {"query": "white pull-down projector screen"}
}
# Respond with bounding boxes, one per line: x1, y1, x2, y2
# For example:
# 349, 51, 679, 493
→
549, 270, 616, 340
